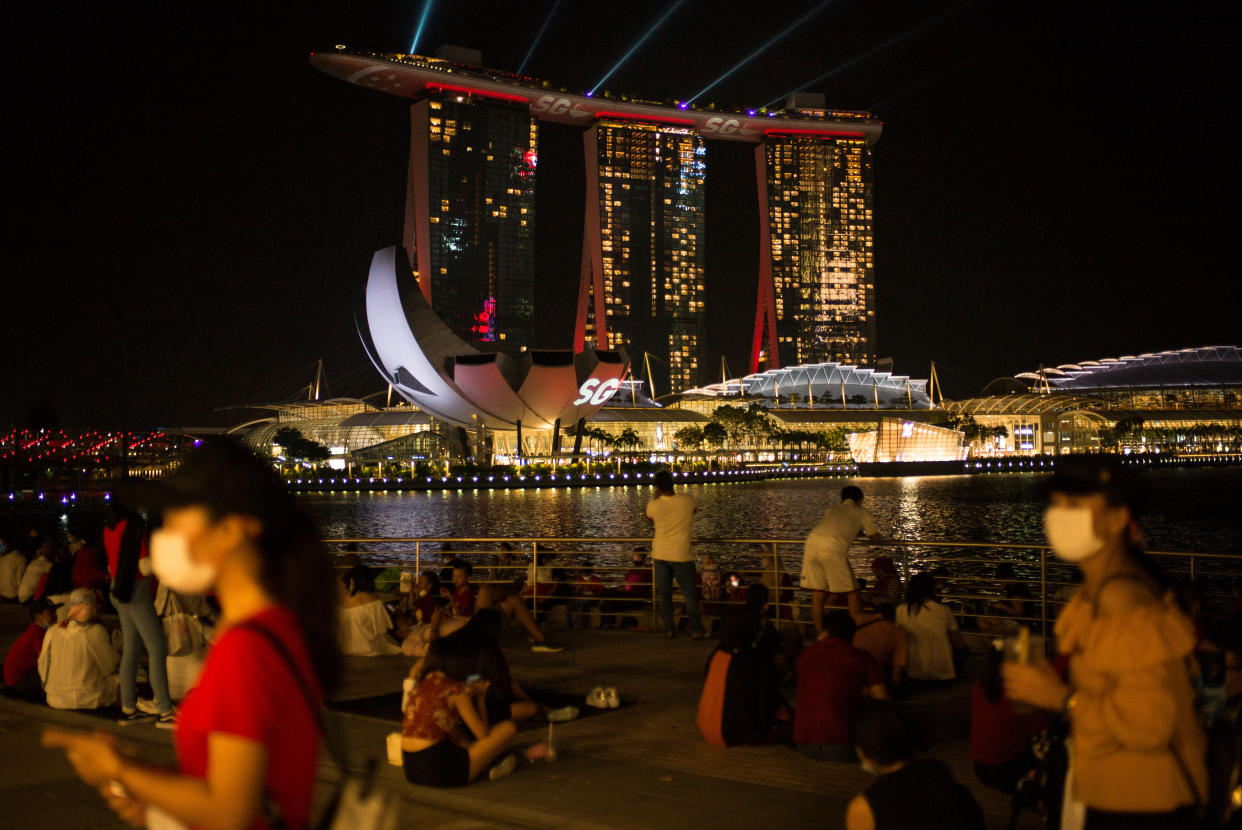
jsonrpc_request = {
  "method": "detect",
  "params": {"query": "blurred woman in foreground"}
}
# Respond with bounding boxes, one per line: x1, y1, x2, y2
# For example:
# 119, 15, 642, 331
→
44, 440, 340, 830
1003, 455, 1205, 830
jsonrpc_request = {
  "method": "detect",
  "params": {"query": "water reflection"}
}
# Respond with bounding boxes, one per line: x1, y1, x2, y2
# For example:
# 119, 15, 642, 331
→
299, 467, 1240, 556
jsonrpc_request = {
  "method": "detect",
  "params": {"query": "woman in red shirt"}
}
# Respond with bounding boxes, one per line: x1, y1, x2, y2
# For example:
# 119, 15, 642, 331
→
44, 440, 341, 830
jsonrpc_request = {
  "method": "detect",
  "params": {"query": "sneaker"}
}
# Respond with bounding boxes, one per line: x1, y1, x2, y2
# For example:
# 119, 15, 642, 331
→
488, 754, 518, 781
118, 709, 154, 726
585, 687, 609, 709
545, 705, 579, 723
604, 687, 621, 709
135, 698, 160, 715
530, 642, 564, 653
155, 710, 178, 730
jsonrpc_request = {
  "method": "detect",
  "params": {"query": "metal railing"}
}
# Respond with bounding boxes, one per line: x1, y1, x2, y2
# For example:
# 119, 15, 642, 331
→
327, 536, 1241, 641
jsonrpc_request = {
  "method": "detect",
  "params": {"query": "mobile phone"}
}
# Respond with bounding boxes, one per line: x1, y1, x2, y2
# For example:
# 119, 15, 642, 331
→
466, 674, 482, 684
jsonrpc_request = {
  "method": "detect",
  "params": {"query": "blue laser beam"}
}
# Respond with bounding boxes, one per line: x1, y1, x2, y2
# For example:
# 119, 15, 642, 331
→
409, 0, 436, 55
687, 0, 841, 104
518, 0, 563, 74
762, 3, 966, 108
591, 0, 689, 95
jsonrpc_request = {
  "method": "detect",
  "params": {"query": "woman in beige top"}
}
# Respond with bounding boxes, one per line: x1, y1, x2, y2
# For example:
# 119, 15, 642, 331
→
1004, 456, 1205, 829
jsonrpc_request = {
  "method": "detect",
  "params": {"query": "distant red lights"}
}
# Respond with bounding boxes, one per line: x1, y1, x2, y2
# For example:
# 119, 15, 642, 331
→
428, 83, 528, 104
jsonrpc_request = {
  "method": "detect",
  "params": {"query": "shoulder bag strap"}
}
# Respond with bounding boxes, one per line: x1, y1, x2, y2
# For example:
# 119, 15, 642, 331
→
232, 621, 346, 767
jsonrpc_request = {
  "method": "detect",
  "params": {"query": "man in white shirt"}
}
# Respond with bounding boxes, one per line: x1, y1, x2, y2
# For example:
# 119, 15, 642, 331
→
17, 543, 54, 602
645, 471, 705, 638
38, 587, 121, 710
0, 543, 28, 600
802, 486, 881, 636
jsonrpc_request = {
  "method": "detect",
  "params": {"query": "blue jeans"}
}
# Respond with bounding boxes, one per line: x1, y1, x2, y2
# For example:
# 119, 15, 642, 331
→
654, 559, 703, 634
113, 582, 171, 713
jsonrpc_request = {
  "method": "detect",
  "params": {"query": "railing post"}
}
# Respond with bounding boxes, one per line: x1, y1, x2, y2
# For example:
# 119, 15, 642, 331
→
1190, 554, 1196, 581
415, 540, 420, 578
771, 542, 780, 621
1040, 546, 1049, 647
650, 552, 658, 632
531, 540, 539, 618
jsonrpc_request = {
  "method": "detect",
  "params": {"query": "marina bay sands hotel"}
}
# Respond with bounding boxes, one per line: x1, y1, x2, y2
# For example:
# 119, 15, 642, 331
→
313, 46, 881, 396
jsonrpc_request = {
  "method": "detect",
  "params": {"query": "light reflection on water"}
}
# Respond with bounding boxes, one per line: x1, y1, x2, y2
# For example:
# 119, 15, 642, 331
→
299, 467, 1241, 561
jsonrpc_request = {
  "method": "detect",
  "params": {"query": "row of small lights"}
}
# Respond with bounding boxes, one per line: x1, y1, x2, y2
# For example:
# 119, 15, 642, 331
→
6, 491, 111, 505
289, 466, 857, 488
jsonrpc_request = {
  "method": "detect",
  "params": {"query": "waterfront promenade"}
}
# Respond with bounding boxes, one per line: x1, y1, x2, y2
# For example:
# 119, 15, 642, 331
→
1, 602, 1040, 829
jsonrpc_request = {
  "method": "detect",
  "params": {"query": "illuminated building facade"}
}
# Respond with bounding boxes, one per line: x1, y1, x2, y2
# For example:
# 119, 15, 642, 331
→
585, 122, 706, 395
409, 92, 538, 348
762, 109, 876, 368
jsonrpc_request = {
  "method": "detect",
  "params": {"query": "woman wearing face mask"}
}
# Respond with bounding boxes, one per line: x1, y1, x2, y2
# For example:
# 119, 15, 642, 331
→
1003, 455, 1206, 830
44, 440, 341, 830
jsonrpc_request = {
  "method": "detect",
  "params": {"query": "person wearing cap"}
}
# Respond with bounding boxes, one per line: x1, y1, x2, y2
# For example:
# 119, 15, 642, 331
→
1003, 455, 1206, 828
801, 485, 882, 637
44, 439, 341, 830
37, 587, 121, 710
3, 597, 59, 701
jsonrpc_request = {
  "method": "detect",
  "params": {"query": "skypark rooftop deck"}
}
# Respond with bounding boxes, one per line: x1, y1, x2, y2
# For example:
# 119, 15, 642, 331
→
310, 50, 883, 145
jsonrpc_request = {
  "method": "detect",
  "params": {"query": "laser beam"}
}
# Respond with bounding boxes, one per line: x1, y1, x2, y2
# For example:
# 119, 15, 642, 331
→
590, 0, 689, 95
687, 0, 841, 105
762, 3, 966, 109
409, 0, 436, 55
518, 0, 563, 74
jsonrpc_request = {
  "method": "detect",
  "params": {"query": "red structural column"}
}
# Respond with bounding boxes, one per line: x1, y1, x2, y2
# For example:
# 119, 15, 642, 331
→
750, 142, 780, 373
575, 124, 609, 352
403, 100, 433, 304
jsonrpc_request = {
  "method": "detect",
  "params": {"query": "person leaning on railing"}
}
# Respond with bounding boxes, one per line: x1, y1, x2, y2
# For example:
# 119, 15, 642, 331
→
1003, 455, 1207, 830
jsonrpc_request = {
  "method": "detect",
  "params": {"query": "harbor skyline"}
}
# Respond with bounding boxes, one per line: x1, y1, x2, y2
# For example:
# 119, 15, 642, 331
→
6, 1, 1237, 428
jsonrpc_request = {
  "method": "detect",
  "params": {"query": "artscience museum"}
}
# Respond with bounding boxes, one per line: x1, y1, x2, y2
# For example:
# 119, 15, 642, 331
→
358, 246, 629, 451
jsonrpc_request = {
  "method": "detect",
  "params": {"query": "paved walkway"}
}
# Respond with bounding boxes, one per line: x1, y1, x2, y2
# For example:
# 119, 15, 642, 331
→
1, 603, 1040, 829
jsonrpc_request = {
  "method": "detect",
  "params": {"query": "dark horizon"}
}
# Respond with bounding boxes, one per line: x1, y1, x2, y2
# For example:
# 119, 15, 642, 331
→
6, 1, 1237, 430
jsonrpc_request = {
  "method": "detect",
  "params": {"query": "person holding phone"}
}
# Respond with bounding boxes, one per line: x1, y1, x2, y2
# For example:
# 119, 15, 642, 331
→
44, 440, 341, 830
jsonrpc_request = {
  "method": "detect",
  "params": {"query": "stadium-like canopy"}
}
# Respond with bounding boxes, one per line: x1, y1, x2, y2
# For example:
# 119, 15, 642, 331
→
1016, 346, 1242, 390
681, 363, 930, 408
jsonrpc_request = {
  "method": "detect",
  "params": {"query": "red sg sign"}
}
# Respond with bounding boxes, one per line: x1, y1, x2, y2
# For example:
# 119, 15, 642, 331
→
531, 95, 592, 119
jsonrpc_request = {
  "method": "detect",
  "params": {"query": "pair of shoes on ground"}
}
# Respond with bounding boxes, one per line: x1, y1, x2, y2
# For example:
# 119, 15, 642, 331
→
585, 686, 620, 709
545, 705, 579, 723
664, 629, 707, 640
120, 698, 177, 729
530, 640, 565, 653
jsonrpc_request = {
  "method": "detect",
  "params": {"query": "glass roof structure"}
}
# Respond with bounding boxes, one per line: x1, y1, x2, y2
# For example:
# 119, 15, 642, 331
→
679, 362, 930, 408
1015, 346, 1242, 390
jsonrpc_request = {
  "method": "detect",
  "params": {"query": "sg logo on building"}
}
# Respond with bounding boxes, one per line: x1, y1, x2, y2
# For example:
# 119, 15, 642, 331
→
530, 95, 592, 119
574, 378, 621, 406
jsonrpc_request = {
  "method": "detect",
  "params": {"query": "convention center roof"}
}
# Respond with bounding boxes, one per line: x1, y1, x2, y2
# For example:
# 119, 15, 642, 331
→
1015, 346, 1242, 390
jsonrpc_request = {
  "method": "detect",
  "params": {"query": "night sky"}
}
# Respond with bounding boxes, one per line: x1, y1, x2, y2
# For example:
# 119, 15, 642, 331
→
7, 1, 1237, 429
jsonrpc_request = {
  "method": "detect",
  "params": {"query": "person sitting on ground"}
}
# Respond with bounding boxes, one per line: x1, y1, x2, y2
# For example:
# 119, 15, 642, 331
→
0, 540, 28, 601
408, 571, 444, 626
38, 587, 121, 710
748, 582, 802, 683
851, 602, 908, 692
566, 568, 604, 628
446, 559, 478, 617
978, 563, 1031, 634
69, 529, 111, 591
896, 573, 965, 683
401, 635, 550, 787
697, 596, 791, 747
606, 549, 652, 628
458, 561, 565, 653
3, 597, 58, 701
17, 540, 55, 603
757, 554, 796, 622
845, 699, 985, 830
337, 565, 402, 656
868, 556, 904, 609
794, 611, 888, 761
970, 640, 1048, 794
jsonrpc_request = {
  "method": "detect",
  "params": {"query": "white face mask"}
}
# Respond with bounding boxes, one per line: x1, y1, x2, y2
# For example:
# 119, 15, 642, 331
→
150, 528, 217, 595
1043, 506, 1105, 562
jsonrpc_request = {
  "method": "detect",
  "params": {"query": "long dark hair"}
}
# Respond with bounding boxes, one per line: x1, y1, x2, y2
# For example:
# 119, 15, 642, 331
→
418, 634, 480, 683
904, 572, 937, 617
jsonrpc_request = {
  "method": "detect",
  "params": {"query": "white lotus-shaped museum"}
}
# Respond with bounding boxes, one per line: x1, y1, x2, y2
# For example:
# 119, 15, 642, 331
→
359, 247, 629, 430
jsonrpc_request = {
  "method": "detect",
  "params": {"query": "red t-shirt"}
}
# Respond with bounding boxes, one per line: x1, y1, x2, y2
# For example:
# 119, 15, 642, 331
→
452, 585, 476, 617
794, 636, 883, 747
176, 607, 320, 830
71, 546, 109, 589
969, 683, 1049, 765
3, 622, 45, 686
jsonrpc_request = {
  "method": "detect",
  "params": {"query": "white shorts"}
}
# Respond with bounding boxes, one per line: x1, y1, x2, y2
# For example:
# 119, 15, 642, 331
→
800, 538, 857, 594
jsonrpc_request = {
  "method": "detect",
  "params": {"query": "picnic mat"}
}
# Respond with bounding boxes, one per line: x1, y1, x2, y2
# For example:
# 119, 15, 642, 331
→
329, 687, 634, 722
